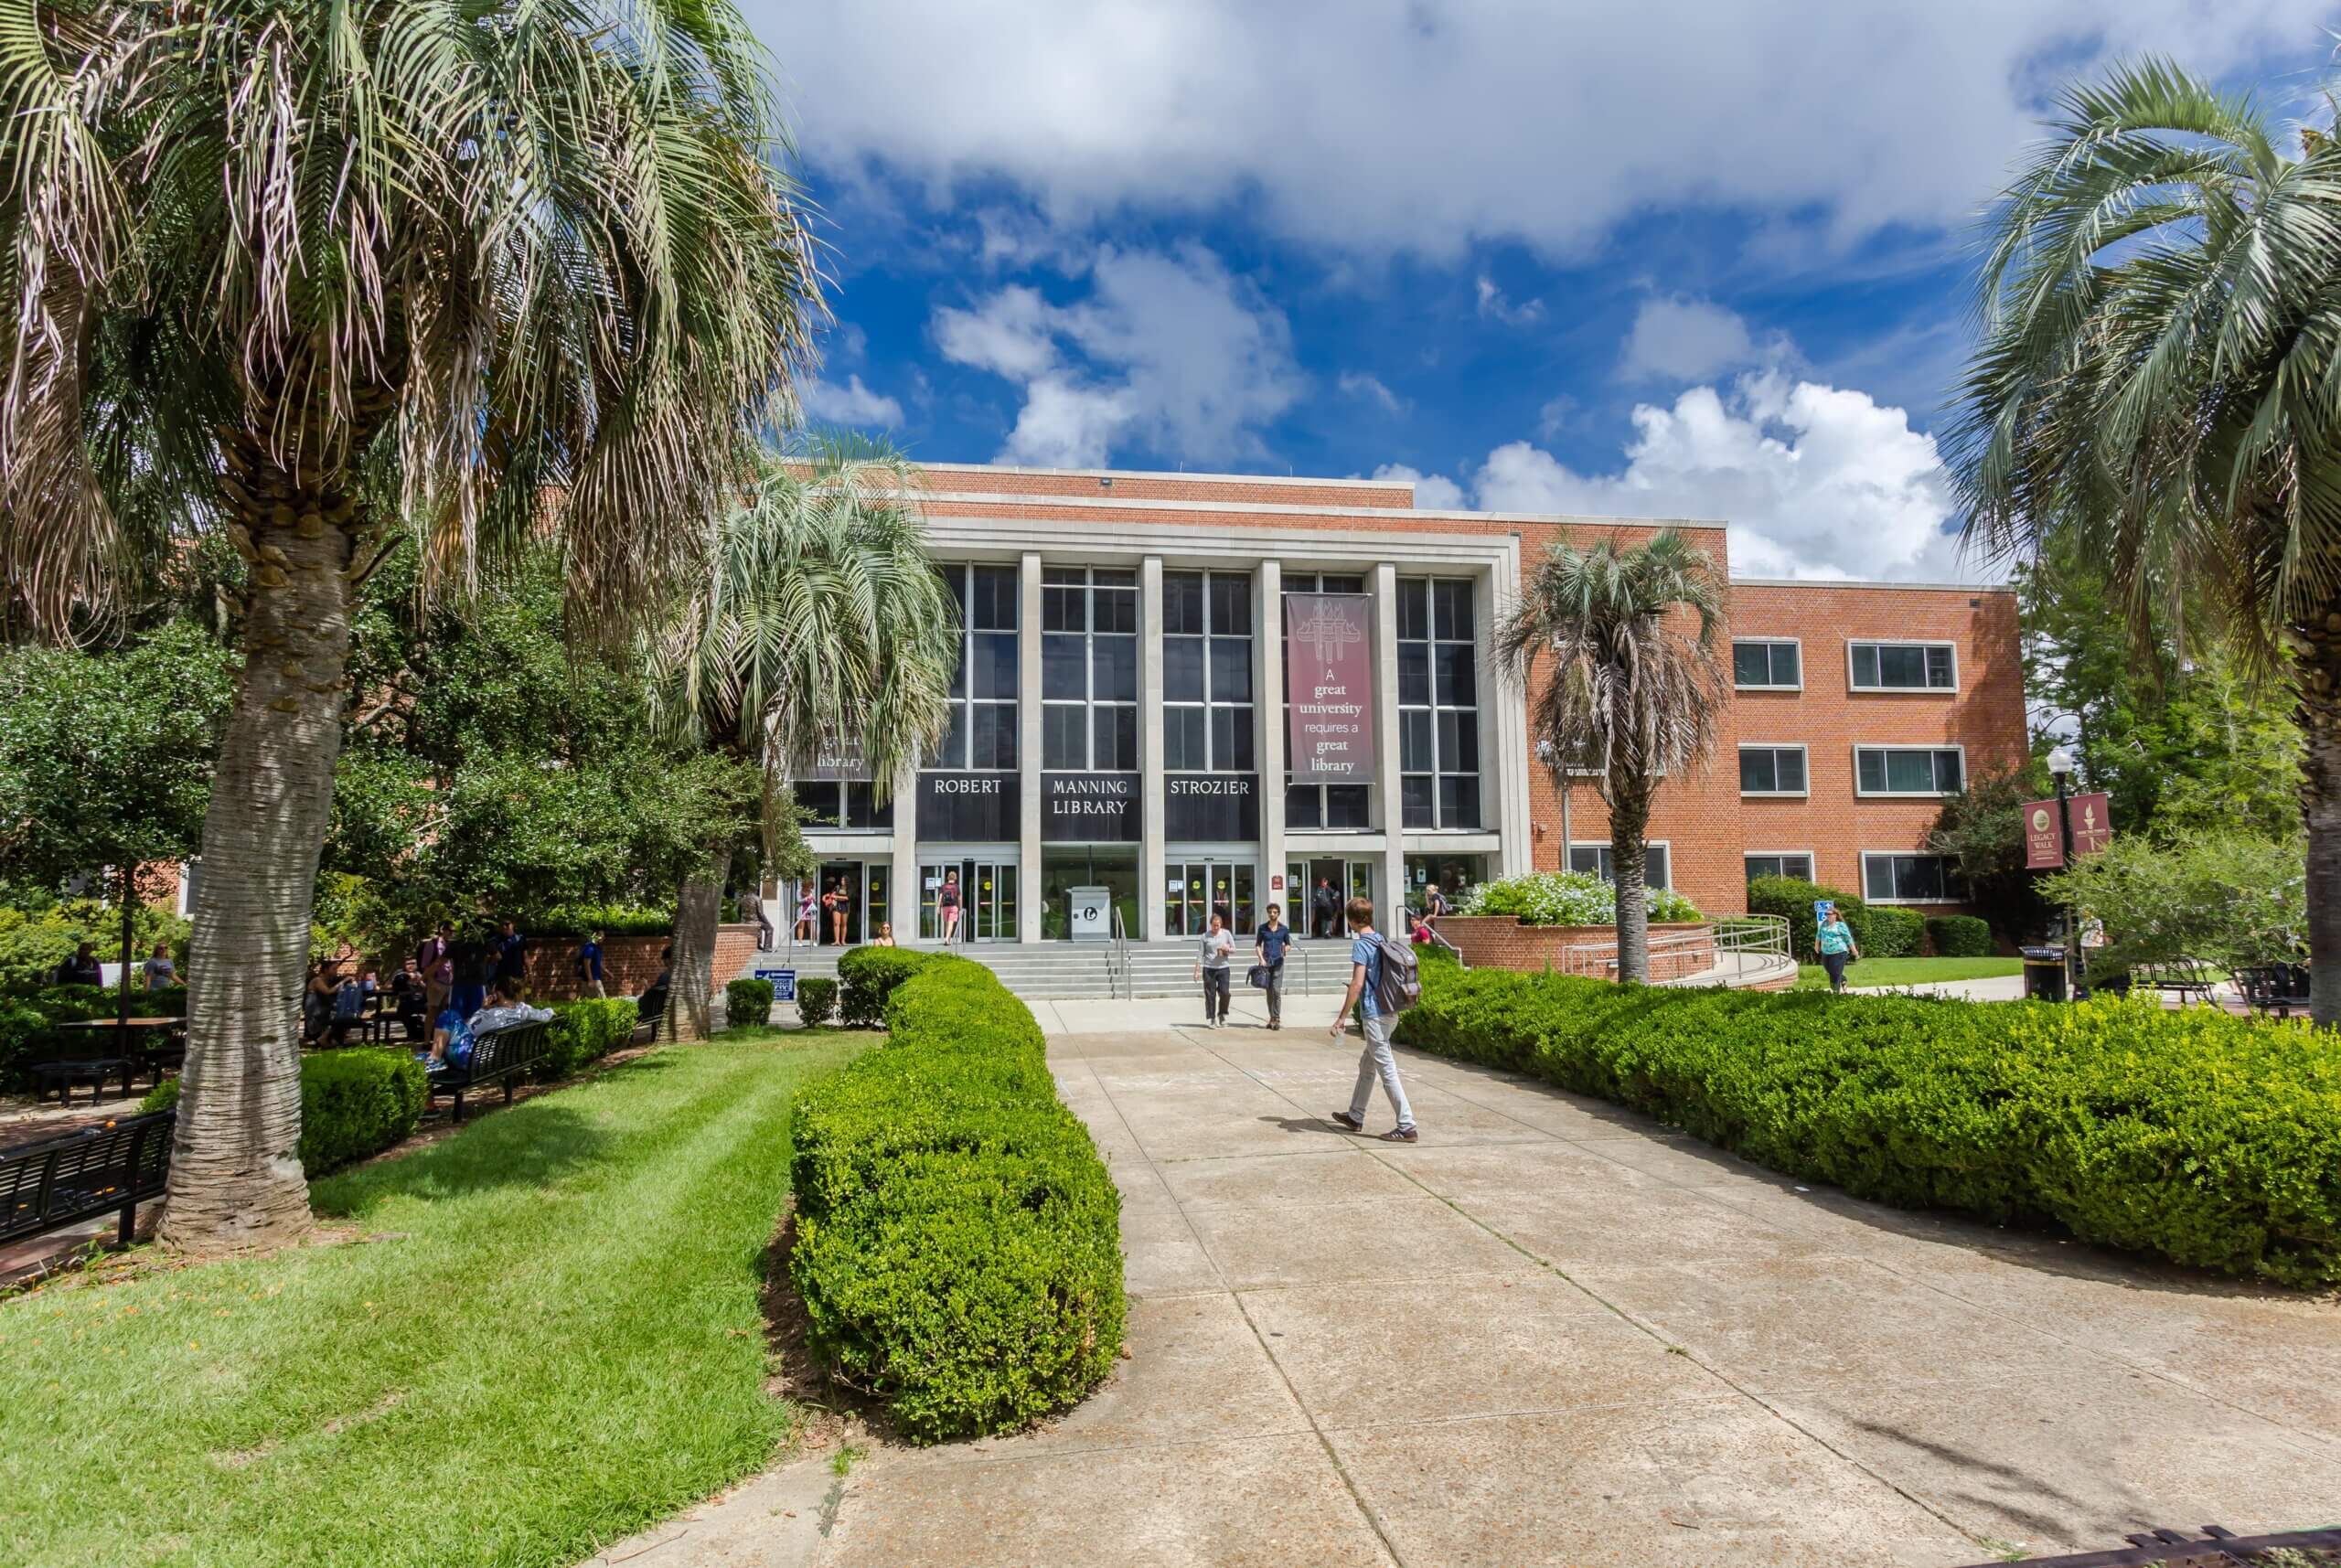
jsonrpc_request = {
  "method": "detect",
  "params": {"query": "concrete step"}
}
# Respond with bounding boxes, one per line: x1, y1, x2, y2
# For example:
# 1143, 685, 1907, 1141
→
730, 939, 1358, 1001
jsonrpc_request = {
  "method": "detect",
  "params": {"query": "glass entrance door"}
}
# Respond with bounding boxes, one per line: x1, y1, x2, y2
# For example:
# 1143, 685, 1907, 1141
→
1288, 858, 1375, 939
815, 861, 864, 945
1164, 861, 1256, 938
920, 859, 1018, 943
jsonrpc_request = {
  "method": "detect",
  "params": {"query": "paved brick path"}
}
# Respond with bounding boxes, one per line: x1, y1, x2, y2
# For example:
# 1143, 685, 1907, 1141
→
801, 1019, 2341, 1567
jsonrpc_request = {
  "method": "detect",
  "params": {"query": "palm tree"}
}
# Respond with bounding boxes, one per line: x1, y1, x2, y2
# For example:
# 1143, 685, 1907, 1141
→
1948, 59, 2341, 1024
649, 433, 960, 1037
1493, 531, 1728, 982
0, 2, 818, 1250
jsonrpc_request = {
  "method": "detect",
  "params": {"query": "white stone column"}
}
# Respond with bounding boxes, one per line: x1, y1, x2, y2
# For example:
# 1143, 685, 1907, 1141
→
1018, 552, 1044, 944
890, 755, 919, 945
1256, 560, 1286, 917
1140, 556, 1167, 941
1373, 560, 1406, 931
1477, 564, 1533, 876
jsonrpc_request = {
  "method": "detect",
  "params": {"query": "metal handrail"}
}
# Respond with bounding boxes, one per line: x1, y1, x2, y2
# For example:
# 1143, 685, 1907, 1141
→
1556, 913, 1790, 985
1106, 906, 1130, 1000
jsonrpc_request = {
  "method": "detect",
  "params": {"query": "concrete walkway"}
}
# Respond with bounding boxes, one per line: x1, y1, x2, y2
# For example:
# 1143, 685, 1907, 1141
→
804, 1020, 2341, 1568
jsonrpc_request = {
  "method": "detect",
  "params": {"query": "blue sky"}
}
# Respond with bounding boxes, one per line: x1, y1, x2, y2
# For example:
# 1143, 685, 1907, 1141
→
738, 0, 2336, 581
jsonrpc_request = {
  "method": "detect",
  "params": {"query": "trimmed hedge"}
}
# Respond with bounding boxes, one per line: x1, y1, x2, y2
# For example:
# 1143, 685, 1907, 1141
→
836, 945, 927, 1028
142, 1049, 428, 1178
1748, 875, 1869, 955
540, 997, 639, 1080
724, 976, 774, 1029
788, 954, 1126, 1442
1928, 914, 1994, 957
796, 977, 838, 1028
1865, 905, 1925, 957
1394, 966, 2341, 1286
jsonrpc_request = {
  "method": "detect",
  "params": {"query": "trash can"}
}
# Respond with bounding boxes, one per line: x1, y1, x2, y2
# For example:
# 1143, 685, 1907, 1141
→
2020, 945, 2068, 1002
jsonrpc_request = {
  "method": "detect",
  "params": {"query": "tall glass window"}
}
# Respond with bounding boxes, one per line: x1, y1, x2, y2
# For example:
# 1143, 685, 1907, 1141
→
933, 564, 1019, 771
1282, 571, 1372, 829
1397, 577, 1481, 828
1042, 567, 1139, 770
1163, 571, 1255, 772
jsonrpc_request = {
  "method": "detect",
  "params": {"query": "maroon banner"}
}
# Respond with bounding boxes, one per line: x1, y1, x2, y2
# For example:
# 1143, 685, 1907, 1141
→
2022, 799, 2062, 869
2024, 793, 2113, 869
1286, 592, 1374, 780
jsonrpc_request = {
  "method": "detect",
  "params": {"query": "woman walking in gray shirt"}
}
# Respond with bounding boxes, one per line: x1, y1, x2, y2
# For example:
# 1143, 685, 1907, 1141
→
1192, 912, 1235, 1029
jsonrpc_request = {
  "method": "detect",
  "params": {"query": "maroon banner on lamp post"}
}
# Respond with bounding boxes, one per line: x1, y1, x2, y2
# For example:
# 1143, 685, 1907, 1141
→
1285, 592, 1375, 780
2024, 792, 2113, 869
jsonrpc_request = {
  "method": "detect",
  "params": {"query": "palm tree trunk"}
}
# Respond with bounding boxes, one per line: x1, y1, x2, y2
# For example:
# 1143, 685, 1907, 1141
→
671, 846, 730, 1040
1609, 788, 1652, 985
2297, 616, 2341, 1028
160, 493, 356, 1253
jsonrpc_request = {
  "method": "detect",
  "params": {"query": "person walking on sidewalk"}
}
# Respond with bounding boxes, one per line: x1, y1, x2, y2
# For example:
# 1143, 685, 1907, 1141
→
1814, 902, 1860, 993
1194, 912, 1235, 1028
1253, 902, 1292, 1029
1330, 897, 1417, 1143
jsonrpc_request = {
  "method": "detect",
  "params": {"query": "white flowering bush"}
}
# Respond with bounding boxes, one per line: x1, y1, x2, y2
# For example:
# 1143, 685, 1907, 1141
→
1458, 870, 1701, 925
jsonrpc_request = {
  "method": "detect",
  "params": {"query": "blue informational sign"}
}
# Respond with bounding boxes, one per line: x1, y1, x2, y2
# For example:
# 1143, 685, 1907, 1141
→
1812, 899, 1834, 924
754, 967, 796, 1003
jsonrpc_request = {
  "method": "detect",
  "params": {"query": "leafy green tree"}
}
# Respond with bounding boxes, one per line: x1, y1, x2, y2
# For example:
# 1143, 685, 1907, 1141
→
0, 2, 819, 1250
1927, 763, 2052, 943
2016, 545, 2299, 839
1492, 531, 1728, 983
0, 622, 233, 1024
649, 436, 959, 1037
326, 555, 768, 955
2040, 831, 2306, 978
1951, 59, 2341, 1023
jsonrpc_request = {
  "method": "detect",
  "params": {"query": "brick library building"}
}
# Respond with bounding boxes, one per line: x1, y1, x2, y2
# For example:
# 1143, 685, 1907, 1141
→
784, 464, 2026, 945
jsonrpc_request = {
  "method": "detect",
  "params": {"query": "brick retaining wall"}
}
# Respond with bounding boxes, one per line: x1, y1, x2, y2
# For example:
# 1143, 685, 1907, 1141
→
1438, 916, 1716, 981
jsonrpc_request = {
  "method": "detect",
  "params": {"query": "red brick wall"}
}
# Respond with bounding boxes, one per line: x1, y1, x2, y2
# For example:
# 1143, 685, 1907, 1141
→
1723, 582, 2026, 914
1439, 917, 1716, 981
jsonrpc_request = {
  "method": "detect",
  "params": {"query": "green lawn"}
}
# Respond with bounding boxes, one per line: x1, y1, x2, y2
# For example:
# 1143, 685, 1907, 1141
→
0, 1030, 866, 1568
1792, 955, 2024, 991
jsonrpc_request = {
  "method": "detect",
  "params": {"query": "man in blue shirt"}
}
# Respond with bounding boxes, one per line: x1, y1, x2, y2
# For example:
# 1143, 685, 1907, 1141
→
1328, 897, 1417, 1142
575, 929, 606, 999
1253, 902, 1293, 1029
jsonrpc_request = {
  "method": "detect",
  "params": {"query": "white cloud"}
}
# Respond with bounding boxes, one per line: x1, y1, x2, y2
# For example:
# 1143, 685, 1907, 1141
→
1469, 371, 1990, 582
1475, 275, 1545, 326
1618, 296, 1769, 383
934, 244, 1301, 468
1370, 463, 1466, 510
1339, 371, 1406, 415
799, 373, 905, 428
757, 1, 2325, 258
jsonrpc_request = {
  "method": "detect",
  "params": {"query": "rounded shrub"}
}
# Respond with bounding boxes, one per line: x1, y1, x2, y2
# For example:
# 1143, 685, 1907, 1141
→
1865, 906, 1925, 957
1927, 914, 1994, 957
836, 945, 935, 1028
724, 976, 774, 1029
142, 1048, 427, 1176
796, 976, 838, 1028
1393, 964, 2341, 1287
789, 956, 1125, 1442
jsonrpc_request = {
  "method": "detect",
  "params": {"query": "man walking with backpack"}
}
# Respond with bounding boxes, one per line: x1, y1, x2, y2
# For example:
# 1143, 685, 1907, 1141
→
1329, 897, 1418, 1143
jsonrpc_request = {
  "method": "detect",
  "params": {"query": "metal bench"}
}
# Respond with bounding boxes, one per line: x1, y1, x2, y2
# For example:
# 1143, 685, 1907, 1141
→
1, 1110, 175, 1249
425, 1019, 550, 1124
2234, 964, 2312, 1019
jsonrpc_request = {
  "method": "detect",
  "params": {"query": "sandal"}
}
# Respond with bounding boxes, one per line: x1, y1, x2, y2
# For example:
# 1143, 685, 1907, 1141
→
1330, 1110, 1364, 1132
1378, 1126, 1419, 1143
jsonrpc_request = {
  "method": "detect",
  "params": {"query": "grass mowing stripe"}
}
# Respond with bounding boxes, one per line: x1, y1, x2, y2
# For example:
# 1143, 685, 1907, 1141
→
0, 1033, 866, 1568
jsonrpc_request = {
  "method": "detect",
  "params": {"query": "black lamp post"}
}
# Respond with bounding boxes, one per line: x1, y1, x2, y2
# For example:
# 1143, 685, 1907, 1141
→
2047, 745, 2090, 1001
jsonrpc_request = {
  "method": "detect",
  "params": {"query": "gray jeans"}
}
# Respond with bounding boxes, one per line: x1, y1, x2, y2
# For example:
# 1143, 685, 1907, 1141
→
1347, 1008, 1414, 1130
1262, 962, 1283, 1022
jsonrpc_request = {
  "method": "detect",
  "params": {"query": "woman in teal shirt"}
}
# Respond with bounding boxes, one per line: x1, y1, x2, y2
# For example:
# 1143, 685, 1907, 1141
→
1814, 904, 1860, 992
